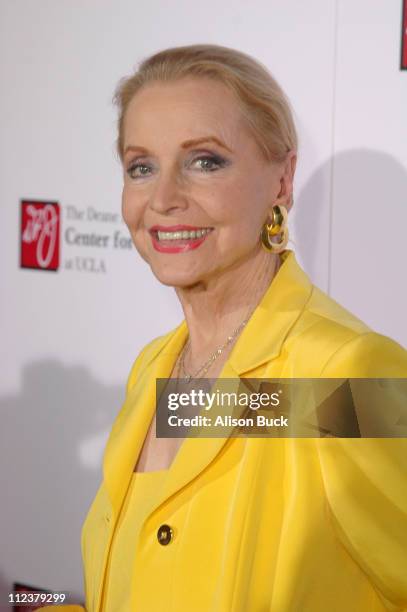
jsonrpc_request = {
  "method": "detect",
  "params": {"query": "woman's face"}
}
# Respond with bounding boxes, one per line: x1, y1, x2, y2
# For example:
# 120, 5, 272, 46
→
121, 77, 294, 288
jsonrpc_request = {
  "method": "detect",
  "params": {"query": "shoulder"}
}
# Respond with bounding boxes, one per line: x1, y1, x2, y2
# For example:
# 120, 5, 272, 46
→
319, 330, 407, 377
301, 286, 407, 376
125, 326, 179, 394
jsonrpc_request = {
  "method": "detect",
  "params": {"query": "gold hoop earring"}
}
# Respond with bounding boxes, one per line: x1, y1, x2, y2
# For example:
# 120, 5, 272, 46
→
260, 205, 289, 253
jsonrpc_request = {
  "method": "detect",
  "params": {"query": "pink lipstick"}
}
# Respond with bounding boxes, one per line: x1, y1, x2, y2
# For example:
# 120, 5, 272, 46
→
149, 224, 213, 254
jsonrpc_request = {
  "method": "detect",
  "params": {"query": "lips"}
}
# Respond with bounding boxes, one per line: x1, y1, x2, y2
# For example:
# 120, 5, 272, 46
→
149, 224, 213, 253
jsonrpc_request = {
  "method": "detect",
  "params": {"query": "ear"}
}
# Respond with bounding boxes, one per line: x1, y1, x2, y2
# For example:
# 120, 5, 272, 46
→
272, 150, 297, 214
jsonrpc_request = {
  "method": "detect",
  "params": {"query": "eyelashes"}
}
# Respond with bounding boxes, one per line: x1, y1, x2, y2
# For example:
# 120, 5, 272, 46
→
126, 153, 228, 180
191, 154, 227, 172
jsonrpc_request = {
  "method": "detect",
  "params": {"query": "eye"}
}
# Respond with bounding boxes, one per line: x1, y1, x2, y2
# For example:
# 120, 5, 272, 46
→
191, 154, 227, 172
126, 162, 153, 179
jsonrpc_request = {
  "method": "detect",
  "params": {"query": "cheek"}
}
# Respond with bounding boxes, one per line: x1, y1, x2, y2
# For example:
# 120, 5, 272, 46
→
121, 189, 131, 225
121, 190, 143, 229
214, 186, 265, 241
219, 219, 261, 251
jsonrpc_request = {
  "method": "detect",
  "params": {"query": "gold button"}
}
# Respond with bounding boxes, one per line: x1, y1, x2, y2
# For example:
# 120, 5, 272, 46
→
157, 524, 173, 545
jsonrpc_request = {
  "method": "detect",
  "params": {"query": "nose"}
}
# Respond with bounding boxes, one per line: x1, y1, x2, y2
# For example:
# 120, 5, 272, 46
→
148, 167, 188, 215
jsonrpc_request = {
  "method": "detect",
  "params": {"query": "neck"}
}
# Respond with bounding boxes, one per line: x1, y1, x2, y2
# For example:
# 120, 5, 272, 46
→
174, 248, 281, 361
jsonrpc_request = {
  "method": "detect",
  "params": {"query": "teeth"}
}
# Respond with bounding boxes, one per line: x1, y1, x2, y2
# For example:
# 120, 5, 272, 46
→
157, 228, 211, 241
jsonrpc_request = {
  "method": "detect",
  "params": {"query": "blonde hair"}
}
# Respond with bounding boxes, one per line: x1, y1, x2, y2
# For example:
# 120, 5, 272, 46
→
113, 44, 298, 164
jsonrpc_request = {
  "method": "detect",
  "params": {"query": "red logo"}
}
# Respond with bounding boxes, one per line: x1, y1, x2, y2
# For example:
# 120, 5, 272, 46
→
20, 200, 60, 271
402, 0, 407, 69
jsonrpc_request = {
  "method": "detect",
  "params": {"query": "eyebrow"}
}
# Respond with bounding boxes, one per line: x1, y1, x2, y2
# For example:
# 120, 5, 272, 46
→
123, 136, 233, 157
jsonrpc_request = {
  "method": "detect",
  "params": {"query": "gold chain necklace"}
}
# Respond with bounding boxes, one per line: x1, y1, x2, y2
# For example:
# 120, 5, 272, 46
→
178, 316, 249, 383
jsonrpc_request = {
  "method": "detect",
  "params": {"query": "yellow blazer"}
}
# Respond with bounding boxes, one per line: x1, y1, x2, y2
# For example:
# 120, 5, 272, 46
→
46, 251, 407, 611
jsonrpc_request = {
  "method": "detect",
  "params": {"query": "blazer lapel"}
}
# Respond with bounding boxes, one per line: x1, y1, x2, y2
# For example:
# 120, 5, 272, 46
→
103, 322, 188, 520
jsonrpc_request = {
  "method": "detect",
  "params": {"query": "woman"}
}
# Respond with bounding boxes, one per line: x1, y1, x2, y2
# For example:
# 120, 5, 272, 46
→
46, 45, 407, 611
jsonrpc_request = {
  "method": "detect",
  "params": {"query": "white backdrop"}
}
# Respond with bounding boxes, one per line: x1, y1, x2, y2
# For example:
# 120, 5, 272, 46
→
1, 0, 406, 604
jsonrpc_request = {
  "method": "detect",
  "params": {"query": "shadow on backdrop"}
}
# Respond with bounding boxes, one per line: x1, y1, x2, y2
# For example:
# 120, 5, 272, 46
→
294, 149, 407, 307
0, 360, 126, 606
